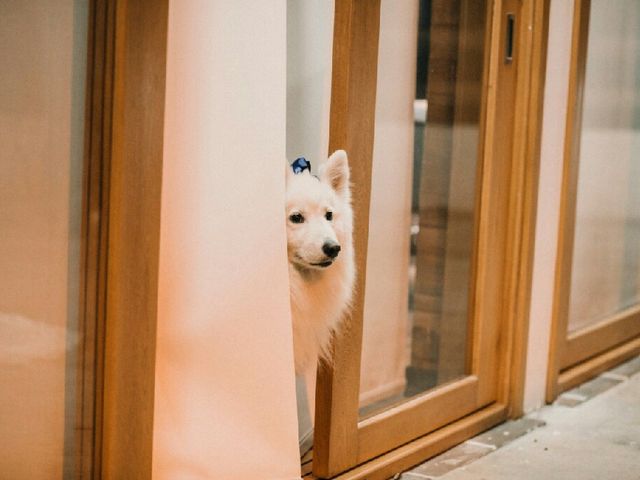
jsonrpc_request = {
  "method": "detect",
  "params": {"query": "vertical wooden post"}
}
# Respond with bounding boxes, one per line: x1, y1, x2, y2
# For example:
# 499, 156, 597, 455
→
313, 0, 381, 477
101, 0, 169, 478
501, 0, 550, 416
76, 0, 116, 476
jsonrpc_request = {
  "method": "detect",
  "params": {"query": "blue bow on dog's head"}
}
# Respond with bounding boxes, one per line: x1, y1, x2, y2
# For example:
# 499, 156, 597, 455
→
291, 157, 311, 175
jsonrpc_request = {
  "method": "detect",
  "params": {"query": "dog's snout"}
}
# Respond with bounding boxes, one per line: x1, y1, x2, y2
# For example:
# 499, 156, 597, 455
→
322, 242, 341, 259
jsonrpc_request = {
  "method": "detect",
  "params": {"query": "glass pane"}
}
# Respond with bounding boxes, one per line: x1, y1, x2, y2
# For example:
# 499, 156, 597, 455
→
360, 0, 486, 417
568, 0, 640, 333
0, 1, 89, 478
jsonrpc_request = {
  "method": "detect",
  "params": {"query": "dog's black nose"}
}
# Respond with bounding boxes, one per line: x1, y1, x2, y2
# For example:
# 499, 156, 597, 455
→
322, 242, 341, 259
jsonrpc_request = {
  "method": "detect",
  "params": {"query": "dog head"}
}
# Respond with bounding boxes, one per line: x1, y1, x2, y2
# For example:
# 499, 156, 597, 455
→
286, 150, 352, 271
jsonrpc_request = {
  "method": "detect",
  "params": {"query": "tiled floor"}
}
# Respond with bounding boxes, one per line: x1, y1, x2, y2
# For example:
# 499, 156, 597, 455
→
397, 356, 640, 480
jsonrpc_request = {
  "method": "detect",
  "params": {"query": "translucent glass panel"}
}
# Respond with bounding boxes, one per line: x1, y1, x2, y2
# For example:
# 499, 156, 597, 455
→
0, 1, 89, 477
568, 0, 640, 332
360, 0, 486, 416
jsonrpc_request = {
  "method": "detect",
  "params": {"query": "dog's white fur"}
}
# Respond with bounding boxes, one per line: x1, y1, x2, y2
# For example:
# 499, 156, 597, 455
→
286, 150, 355, 374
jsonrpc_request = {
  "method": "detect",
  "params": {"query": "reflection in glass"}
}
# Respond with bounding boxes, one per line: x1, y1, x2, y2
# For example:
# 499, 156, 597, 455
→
0, 1, 89, 478
568, 0, 640, 332
360, 0, 486, 417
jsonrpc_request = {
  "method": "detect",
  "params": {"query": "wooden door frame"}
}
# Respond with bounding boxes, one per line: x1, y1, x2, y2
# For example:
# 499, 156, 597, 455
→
312, 1, 382, 476
310, 0, 549, 478
76, 0, 169, 477
75, 0, 115, 476
546, 0, 640, 402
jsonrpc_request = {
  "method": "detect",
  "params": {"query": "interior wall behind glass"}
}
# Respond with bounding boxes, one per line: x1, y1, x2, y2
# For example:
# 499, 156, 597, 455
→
286, 0, 334, 172
360, 0, 419, 409
359, 0, 486, 418
0, 1, 88, 477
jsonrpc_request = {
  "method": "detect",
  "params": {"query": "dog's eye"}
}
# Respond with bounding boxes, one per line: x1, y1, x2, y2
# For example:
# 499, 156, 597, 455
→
325, 211, 333, 221
289, 213, 304, 224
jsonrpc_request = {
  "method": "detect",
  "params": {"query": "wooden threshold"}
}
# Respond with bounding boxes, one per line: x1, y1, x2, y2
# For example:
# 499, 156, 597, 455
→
302, 458, 313, 477
557, 335, 640, 394
304, 403, 507, 480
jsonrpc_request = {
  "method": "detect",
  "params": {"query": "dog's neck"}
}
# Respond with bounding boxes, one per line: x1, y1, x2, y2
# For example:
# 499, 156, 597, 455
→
292, 262, 325, 282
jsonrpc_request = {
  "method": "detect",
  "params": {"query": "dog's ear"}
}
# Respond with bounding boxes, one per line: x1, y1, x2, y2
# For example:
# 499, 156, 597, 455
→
320, 150, 350, 196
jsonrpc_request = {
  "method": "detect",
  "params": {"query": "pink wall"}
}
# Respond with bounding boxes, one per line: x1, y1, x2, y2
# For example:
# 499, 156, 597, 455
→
153, 1, 300, 478
524, 0, 574, 412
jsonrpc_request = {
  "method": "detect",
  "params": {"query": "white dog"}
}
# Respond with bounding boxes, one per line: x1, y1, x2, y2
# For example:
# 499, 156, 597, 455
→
286, 150, 355, 374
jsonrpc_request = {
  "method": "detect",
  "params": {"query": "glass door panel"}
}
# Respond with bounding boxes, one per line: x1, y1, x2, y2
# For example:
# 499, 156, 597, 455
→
549, 0, 640, 395
312, 0, 528, 475
0, 1, 90, 478
567, 0, 640, 334
360, 0, 486, 417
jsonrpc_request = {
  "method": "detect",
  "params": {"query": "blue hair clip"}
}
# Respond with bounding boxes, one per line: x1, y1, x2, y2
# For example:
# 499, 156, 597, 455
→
291, 157, 311, 175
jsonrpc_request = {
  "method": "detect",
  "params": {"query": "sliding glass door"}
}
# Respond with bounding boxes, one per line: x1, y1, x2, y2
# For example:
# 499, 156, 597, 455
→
308, 0, 543, 477
548, 0, 640, 399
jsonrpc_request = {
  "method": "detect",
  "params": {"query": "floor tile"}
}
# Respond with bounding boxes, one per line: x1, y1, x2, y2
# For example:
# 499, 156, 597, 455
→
409, 441, 494, 477
394, 357, 640, 480
399, 472, 433, 480
471, 417, 546, 449
435, 374, 640, 479
555, 392, 587, 407
571, 374, 622, 400
609, 355, 640, 379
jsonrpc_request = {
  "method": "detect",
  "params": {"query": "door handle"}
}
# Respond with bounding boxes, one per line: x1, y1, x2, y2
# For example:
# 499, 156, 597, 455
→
505, 13, 515, 63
